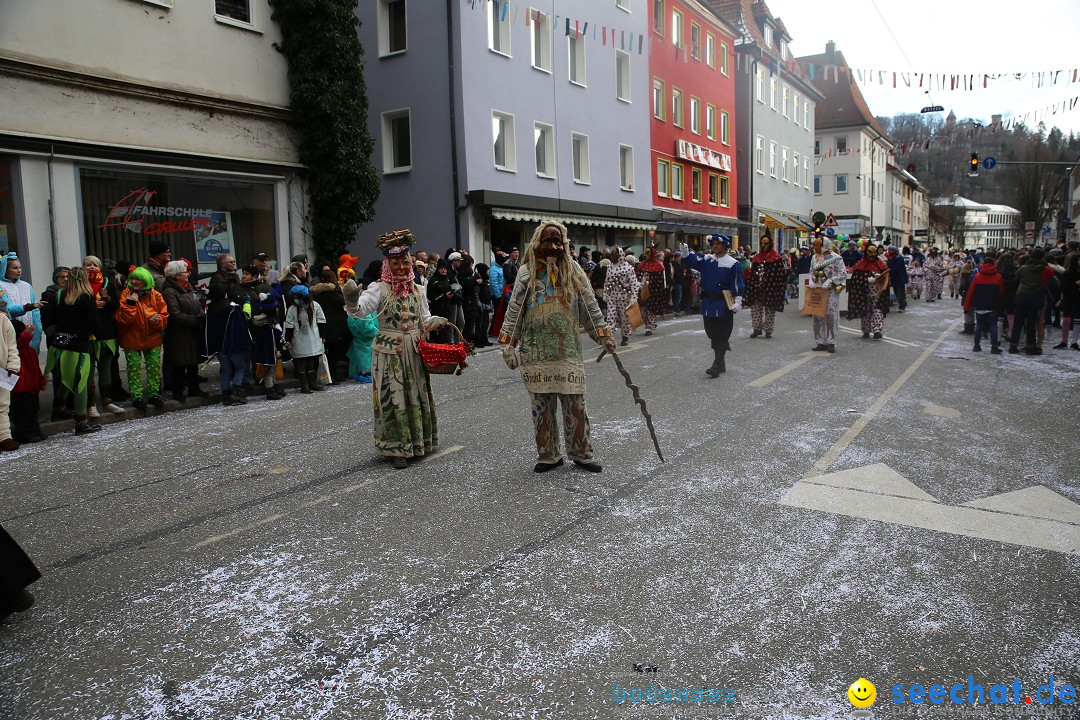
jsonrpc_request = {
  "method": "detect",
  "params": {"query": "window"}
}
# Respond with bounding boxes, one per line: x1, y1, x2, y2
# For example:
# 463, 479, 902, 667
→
652, 78, 665, 120
720, 110, 730, 145
671, 163, 684, 200
620, 145, 634, 190
814, 176, 821, 194
706, 34, 715, 68
572, 133, 590, 184
671, 88, 683, 127
836, 135, 847, 153
690, 22, 701, 60
377, 0, 407, 56
691, 168, 702, 203
617, 0, 630, 10
490, 2, 511, 54
756, 66, 765, 103
779, 39, 787, 61
653, 0, 664, 35
492, 111, 516, 171
720, 176, 730, 207
803, 100, 809, 128
782, 85, 789, 117
708, 173, 719, 205
814, 139, 820, 156
836, 174, 848, 193
671, 9, 683, 47
381, 108, 412, 172
534, 122, 555, 178
720, 41, 729, 75
770, 76, 777, 110
215, 0, 252, 24
803, 156, 809, 188
706, 105, 716, 140
657, 159, 670, 197
782, 146, 789, 182
792, 152, 800, 185
763, 23, 772, 48
755, 135, 764, 173
689, 96, 700, 134
769, 141, 777, 177
793, 93, 801, 125
532, 11, 551, 70
616, 50, 630, 101
569, 34, 586, 84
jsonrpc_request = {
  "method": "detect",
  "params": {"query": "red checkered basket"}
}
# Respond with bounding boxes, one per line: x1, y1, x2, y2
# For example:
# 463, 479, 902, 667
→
418, 322, 469, 375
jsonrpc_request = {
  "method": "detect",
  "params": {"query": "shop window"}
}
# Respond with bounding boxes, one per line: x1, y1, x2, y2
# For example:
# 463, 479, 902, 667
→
79, 167, 276, 277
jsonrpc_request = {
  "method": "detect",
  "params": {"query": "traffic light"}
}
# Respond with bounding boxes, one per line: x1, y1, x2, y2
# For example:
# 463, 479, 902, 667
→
970, 153, 979, 173
814, 225, 823, 236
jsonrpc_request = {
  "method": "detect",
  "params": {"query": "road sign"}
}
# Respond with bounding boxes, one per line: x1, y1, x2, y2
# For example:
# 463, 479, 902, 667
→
826, 228, 835, 237
875, 225, 885, 235
914, 229, 928, 237
920, 105, 945, 113
812, 211, 826, 227
1025, 230, 1035, 239
1044, 226, 1052, 235
824, 212, 839, 228
983, 156, 997, 170
1025, 221, 1036, 231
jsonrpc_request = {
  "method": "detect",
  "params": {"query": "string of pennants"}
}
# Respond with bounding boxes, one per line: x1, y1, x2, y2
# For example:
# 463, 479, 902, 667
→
812, 95, 1080, 163
465, 0, 647, 55
779, 60, 1080, 93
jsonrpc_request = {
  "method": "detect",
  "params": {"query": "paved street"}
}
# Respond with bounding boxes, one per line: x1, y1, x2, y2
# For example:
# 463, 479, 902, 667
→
1, 298, 1077, 720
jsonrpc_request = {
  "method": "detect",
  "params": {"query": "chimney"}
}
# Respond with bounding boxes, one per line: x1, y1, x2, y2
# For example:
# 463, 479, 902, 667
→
825, 40, 836, 63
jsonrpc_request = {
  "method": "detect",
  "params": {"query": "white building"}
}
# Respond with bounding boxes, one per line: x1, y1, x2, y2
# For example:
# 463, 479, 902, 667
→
984, 204, 1022, 249
0, 0, 307, 286
930, 196, 1019, 249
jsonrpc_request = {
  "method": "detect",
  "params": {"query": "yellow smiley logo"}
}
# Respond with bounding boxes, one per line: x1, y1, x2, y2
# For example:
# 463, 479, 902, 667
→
848, 678, 876, 708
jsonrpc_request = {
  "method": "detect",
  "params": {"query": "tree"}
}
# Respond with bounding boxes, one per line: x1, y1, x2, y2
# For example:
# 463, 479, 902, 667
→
1006, 136, 1062, 236
268, 0, 380, 262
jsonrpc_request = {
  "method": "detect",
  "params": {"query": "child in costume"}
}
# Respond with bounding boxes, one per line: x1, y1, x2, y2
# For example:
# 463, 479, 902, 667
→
343, 229, 447, 469
9, 319, 47, 444
283, 284, 326, 394
347, 310, 378, 383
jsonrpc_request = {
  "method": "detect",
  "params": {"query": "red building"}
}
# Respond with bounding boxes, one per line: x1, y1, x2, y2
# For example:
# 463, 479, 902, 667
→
649, 0, 742, 249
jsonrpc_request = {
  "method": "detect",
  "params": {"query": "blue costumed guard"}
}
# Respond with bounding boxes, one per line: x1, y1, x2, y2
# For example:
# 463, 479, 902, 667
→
681, 235, 746, 377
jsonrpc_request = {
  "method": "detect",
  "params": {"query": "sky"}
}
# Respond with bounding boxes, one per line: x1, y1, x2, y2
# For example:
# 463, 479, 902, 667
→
768, 0, 1080, 136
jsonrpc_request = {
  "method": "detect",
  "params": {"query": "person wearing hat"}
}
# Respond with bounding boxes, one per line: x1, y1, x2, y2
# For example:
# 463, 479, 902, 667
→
745, 234, 786, 339
141, 240, 171, 291
283, 283, 326, 394
680, 235, 745, 376
343, 230, 447, 469
500, 221, 614, 473
808, 237, 847, 353
603, 246, 640, 346
847, 243, 890, 340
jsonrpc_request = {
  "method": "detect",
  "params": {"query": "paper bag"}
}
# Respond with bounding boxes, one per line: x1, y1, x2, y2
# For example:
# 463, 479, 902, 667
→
800, 287, 829, 317
625, 302, 644, 330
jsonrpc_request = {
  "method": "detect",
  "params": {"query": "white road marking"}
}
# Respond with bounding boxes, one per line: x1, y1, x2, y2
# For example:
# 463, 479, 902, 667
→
805, 319, 961, 478
922, 404, 962, 418
837, 325, 921, 347
191, 445, 465, 550
781, 464, 1079, 554
747, 352, 818, 388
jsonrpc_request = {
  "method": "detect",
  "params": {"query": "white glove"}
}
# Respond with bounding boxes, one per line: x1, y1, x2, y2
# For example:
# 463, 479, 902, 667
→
258, 293, 269, 301
679, 242, 690, 257
501, 344, 521, 370
732, 298, 742, 313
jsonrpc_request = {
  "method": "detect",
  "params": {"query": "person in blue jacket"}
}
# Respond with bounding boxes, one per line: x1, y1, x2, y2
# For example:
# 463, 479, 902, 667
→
680, 235, 746, 377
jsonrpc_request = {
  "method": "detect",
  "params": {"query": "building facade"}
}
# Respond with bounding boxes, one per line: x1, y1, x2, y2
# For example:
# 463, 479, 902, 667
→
648, 0, 739, 250
798, 42, 892, 244
0, 0, 307, 285
357, 0, 656, 262
708, 0, 822, 251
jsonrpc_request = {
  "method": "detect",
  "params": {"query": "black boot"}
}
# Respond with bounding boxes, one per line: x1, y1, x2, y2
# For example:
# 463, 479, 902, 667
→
705, 350, 725, 377
298, 372, 313, 394
308, 371, 326, 392
960, 324, 975, 335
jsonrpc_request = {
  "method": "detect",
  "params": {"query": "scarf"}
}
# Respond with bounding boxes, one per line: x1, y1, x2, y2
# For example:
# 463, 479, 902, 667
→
637, 258, 665, 273
752, 249, 783, 264
380, 257, 413, 299
853, 257, 887, 273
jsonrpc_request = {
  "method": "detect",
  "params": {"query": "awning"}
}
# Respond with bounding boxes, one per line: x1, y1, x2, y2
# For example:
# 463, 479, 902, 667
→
779, 213, 811, 230
656, 207, 755, 230
762, 212, 809, 230
490, 207, 656, 231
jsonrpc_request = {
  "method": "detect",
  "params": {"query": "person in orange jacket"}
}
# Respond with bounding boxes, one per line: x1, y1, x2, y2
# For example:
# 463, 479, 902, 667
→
114, 266, 169, 412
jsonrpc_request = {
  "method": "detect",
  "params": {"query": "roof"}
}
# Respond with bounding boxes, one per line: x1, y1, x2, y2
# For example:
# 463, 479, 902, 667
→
984, 203, 1020, 214
705, 0, 822, 99
932, 196, 990, 211
796, 47, 890, 141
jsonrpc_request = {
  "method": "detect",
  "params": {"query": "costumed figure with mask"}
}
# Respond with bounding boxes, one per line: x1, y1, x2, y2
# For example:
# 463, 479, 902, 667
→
808, 237, 847, 353
500, 221, 614, 473
680, 235, 745, 376
745, 234, 786, 338
603, 247, 641, 346
847, 243, 890, 339
923, 248, 946, 302
343, 230, 447, 469
634, 247, 667, 335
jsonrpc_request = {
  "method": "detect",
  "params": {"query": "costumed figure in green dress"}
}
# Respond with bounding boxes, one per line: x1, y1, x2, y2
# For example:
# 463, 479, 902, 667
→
500, 221, 615, 473
344, 230, 447, 469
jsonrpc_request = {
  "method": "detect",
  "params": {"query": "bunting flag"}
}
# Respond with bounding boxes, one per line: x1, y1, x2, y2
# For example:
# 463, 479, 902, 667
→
796, 62, 1080, 91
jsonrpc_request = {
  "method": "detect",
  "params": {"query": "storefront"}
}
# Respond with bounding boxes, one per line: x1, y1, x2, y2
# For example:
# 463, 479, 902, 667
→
488, 207, 655, 258
0, 156, 23, 261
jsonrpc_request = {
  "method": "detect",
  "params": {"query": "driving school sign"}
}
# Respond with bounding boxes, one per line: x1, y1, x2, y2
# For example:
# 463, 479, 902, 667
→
98, 188, 215, 236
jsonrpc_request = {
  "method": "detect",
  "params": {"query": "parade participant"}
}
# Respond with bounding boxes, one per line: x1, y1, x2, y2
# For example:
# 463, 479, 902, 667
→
808, 237, 846, 353
947, 252, 965, 299
886, 247, 908, 312
923, 248, 946, 302
499, 221, 613, 473
344, 229, 447, 469
603, 247, 640, 347
0, 253, 44, 354
681, 235, 745, 376
745, 234, 786, 338
847, 243, 891, 339
634, 247, 667, 336
908, 258, 925, 300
